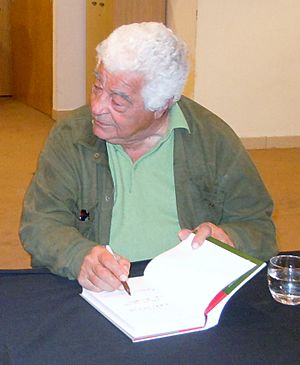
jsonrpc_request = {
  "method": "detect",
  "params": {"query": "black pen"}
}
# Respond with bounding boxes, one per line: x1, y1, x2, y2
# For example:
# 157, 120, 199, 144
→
106, 245, 131, 296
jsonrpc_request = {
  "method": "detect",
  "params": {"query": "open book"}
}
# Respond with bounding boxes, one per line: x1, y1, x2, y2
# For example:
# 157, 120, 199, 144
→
80, 234, 266, 342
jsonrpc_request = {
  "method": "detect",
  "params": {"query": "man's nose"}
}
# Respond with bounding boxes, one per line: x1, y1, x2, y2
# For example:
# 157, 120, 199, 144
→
91, 91, 110, 115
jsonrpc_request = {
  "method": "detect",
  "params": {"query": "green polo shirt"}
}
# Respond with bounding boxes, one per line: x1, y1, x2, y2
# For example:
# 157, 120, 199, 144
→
107, 103, 189, 261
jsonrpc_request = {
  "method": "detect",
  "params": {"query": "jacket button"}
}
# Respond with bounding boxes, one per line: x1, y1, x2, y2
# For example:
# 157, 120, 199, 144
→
94, 153, 100, 159
105, 195, 111, 202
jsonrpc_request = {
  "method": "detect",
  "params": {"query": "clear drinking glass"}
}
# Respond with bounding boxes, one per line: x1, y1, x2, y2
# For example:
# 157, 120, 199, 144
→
267, 255, 300, 305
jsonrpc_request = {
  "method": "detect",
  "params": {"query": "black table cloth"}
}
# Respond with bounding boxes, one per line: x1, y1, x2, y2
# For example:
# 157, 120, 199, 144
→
0, 256, 299, 365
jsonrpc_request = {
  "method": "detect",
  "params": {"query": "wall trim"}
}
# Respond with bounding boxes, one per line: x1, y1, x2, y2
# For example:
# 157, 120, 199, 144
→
241, 136, 300, 149
52, 109, 75, 121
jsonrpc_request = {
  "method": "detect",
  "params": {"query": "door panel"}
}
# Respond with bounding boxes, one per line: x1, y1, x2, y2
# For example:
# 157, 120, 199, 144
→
10, 0, 52, 115
86, 0, 114, 102
114, 0, 166, 27
0, 0, 12, 95
86, 0, 166, 101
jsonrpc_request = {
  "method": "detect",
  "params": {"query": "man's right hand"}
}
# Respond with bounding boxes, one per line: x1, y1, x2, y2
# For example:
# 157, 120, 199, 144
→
78, 245, 130, 292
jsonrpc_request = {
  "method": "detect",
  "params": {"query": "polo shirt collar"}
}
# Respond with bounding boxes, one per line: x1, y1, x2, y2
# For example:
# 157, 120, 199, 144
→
168, 101, 190, 133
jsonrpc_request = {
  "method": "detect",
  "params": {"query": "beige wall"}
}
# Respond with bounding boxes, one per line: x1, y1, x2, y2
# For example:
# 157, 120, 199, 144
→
166, 0, 197, 99
53, 0, 86, 112
194, 0, 300, 138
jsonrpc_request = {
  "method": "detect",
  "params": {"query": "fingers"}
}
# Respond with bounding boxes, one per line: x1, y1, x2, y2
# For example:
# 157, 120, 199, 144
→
191, 223, 213, 249
102, 251, 129, 282
118, 257, 131, 276
81, 268, 117, 292
178, 228, 193, 241
178, 223, 212, 249
108, 252, 130, 279
78, 246, 131, 292
178, 222, 235, 249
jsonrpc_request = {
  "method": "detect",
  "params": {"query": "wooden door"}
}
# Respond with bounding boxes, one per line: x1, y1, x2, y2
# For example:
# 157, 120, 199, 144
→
10, 0, 52, 115
86, 0, 166, 101
86, 0, 114, 102
0, 0, 12, 95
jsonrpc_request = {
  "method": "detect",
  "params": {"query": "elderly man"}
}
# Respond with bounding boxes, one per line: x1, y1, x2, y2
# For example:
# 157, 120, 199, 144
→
20, 22, 277, 292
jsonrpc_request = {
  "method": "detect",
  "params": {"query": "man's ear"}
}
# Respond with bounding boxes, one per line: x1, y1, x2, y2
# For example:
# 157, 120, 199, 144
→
153, 97, 175, 119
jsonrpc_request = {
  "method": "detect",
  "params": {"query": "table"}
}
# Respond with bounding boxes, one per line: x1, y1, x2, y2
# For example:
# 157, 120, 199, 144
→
0, 256, 299, 365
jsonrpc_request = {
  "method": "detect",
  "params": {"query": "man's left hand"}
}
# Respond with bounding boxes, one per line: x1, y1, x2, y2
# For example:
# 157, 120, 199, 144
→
178, 222, 235, 249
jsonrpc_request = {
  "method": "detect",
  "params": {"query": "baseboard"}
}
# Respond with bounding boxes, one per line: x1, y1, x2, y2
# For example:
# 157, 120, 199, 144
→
241, 136, 300, 149
52, 109, 300, 150
52, 109, 75, 121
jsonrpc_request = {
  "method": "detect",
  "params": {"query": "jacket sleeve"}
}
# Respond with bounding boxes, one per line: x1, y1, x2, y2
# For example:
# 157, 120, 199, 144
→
19, 122, 99, 280
177, 97, 277, 261
217, 145, 277, 261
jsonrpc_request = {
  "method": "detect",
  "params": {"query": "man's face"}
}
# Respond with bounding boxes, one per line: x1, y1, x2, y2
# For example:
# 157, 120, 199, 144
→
90, 63, 158, 146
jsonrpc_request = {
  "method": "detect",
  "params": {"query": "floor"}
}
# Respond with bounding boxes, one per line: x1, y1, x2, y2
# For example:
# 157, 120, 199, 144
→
0, 97, 299, 269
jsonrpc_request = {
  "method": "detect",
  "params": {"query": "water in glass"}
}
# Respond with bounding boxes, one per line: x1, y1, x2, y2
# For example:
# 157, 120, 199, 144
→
267, 255, 300, 305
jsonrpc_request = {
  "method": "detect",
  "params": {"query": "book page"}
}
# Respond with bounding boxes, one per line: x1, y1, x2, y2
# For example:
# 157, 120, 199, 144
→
81, 234, 264, 341
82, 276, 206, 339
144, 234, 256, 310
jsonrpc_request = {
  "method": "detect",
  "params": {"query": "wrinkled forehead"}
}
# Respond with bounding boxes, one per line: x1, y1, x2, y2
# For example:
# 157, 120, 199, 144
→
95, 63, 145, 88
93, 63, 147, 106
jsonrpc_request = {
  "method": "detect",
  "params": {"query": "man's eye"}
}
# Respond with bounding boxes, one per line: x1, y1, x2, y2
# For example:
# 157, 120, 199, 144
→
112, 102, 126, 112
112, 97, 127, 111
92, 84, 102, 93
112, 99, 121, 107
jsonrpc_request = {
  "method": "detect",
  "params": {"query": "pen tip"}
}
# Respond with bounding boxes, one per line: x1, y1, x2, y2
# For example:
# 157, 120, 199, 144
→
122, 281, 131, 296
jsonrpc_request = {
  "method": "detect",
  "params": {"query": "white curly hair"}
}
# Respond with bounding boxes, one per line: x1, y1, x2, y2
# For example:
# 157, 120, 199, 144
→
95, 22, 189, 111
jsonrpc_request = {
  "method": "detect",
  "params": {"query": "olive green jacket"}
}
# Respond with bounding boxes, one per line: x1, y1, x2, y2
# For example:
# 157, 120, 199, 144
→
20, 96, 277, 279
